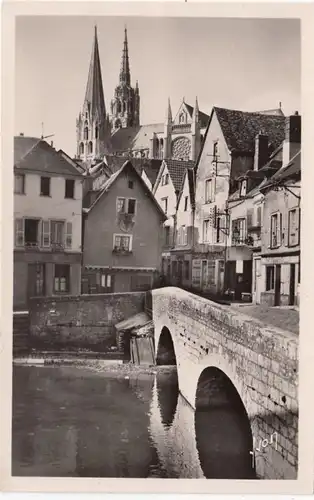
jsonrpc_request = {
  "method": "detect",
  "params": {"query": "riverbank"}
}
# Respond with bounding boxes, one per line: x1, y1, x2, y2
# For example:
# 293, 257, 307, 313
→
13, 357, 177, 379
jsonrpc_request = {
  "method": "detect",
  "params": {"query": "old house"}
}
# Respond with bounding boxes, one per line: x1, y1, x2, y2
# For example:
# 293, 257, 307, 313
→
258, 114, 301, 307
193, 106, 285, 295
13, 135, 84, 309
152, 159, 195, 273
82, 160, 166, 293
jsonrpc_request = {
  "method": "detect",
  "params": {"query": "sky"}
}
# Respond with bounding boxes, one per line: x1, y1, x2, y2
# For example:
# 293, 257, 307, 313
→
15, 16, 301, 156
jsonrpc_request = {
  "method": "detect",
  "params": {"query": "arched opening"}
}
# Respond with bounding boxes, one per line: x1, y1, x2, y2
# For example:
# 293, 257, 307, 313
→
155, 138, 160, 159
159, 138, 164, 159
84, 124, 89, 141
88, 141, 93, 154
123, 101, 126, 113
115, 119, 121, 129
95, 126, 99, 139
194, 367, 255, 479
156, 327, 176, 366
79, 142, 84, 155
117, 101, 122, 113
156, 327, 179, 429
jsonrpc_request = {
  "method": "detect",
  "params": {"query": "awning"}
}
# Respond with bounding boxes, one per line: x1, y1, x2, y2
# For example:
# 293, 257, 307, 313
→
84, 265, 157, 273
115, 312, 151, 332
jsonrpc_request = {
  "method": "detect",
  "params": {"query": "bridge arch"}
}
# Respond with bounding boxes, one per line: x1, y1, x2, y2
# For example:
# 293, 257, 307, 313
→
156, 326, 177, 366
194, 365, 255, 479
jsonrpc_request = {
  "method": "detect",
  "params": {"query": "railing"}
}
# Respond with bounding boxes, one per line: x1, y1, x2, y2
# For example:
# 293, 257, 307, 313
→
231, 235, 254, 246
112, 247, 132, 255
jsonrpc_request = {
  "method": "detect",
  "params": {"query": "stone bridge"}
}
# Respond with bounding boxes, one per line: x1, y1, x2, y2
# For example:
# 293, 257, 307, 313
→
152, 287, 298, 480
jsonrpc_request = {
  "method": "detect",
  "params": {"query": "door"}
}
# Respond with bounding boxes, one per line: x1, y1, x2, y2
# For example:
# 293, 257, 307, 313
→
254, 258, 261, 304
218, 260, 225, 294
274, 264, 281, 306
289, 263, 296, 306
27, 263, 45, 300
201, 260, 208, 290
177, 260, 183, 286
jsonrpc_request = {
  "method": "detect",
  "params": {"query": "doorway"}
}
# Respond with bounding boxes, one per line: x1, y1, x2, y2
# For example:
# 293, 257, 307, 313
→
289, 263, 296, 306
27, 263, 45, 300
274, 264, 281, 306
201, 260, 208, 290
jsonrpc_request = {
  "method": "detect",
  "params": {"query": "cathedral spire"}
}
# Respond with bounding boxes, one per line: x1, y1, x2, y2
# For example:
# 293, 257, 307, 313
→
166, 98, 172, 123
119, 26, 130, 86
84, 25, 106, 120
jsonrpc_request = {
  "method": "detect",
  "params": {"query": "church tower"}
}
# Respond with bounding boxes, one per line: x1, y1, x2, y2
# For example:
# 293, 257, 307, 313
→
110, 28, 140, 131
76, 26, 111, 164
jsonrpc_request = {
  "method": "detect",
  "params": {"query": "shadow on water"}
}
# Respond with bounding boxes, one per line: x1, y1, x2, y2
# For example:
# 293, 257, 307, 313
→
194, 367, 256, 479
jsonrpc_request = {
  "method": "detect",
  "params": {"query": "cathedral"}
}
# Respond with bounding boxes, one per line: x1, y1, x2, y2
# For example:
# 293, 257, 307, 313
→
76, 26, 209, 165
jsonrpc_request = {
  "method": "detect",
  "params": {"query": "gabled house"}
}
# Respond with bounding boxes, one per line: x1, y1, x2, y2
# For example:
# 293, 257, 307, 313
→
193, 106, 286, 295
13, 135, 84, 309
82, 160, 166, 293
258, 114, 301, 307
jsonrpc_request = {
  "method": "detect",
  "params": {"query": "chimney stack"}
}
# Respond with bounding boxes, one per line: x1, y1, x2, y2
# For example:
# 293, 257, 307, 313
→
253, 132, 269, 171
282, 113, 301, 166
50, 141, 54, 148
19, 133, 24, 136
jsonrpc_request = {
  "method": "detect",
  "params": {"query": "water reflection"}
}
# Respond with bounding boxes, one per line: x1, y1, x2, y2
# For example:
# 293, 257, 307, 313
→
156, 367, 178, 428
12, 365, 256, 479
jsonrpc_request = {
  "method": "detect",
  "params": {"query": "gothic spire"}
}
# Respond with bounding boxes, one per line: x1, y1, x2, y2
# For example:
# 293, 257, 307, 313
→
84, 25, 106, 120
166, 98, 172, 123
119, 27, 131, 86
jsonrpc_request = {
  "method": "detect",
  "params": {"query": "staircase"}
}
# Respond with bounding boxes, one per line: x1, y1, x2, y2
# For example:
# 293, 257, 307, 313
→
13, 312, 30, 356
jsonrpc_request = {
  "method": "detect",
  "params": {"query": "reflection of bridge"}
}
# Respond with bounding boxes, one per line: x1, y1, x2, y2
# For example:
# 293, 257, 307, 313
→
152, 287, 298, 479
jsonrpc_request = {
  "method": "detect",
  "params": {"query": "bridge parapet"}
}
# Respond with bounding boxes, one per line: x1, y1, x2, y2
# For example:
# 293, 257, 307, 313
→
152, 287, 298, 480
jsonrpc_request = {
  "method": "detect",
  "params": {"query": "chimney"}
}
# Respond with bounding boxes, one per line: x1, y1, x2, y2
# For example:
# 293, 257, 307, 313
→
253, 132, 269, 171
282, 113, 301, 166
50, 141, 54, 148
19, 133, 24, 136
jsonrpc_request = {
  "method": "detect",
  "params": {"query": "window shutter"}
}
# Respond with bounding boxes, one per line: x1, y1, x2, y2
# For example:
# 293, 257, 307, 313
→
42, 220, 50, 247
247, 209, 253, 229
296, 207, 300, 245
65, 222, 72, 249
257, 206, 262, 226
15, 218, 24, 247
278, 213, 282, 246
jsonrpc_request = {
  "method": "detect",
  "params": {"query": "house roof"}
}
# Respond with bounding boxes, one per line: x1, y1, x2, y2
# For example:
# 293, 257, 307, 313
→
176, 166, 196, 209
214, 106, 286, 154
110, 123, 164, 153
162, 159, 195, 193
14, 136, 84, 177
261, 150, 301, 189
86, 160, 167, 221
254, 108, 285, 117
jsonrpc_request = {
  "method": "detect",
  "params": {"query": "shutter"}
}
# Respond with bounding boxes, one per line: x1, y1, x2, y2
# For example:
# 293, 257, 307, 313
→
65, 222, 72, 249
257, 206, 262, 226
247, 209, 253, 229
278, 213, 282, 246
42, 220, 50, 247
297, 207, 300, 245
15, 218, 24, 247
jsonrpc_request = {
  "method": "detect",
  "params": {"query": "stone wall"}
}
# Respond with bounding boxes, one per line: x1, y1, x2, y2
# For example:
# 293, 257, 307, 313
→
29, 292, 145, 351
153, 287, 298, 480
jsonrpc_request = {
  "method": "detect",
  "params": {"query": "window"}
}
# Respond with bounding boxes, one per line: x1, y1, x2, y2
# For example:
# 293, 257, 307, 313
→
240, 180, 247, 197
270, 213, 281, 248
79, 143, 84, 155
161, 197, 168, 214
65, 179, 75, 199
24, 218, 39, 247
50, 221, 64, 247
256, 206, 262, 227
95, 126, 99, 139
216, 216, 221, 243
128, 180, 134, 189
161, 173, 169, 186
266, 265, 275, 291
100, 274, 112, 290
164, 226, 170, 246
203, 219, 210, 243
15, 219, 24, 247
14, 174, 25, 194
205, 179, 214, 203
84, 124, 88, 141
114, 234, 132, 252
128, 199, 136, 215
177, 226, 187, 246
54, 264, 70, 293
40, 177, 50, 196
232, 218, 246, 244
184, 260, 190, 280
88, 141, 93, 154
116, 197, 136, 215
247, 209, 253, 229
288, 208, 300, 247
65, 222, 72, 248
184, 196, 188, 211
213, 141, 218, 158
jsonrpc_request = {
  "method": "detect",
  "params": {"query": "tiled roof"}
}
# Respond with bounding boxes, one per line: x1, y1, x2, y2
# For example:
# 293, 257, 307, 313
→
87, 160, 167, 221
164, 159, 195, 193
185, 103, 209, 128
214, 107, 286, 154
110, 123, 163, 153
14, 136, 83, 177
262, 150, 301, 189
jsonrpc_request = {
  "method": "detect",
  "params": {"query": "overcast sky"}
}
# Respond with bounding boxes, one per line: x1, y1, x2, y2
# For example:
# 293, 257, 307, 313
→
15, 16, 300, 156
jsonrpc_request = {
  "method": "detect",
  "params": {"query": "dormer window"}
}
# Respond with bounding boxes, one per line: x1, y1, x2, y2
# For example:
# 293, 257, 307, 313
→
240, 179, 247, 197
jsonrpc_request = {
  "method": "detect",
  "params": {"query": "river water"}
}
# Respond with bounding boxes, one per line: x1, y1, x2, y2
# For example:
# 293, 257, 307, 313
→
12, 364, 256, 479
